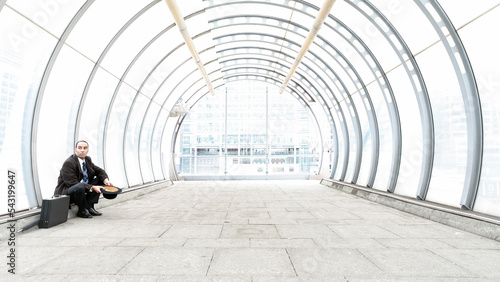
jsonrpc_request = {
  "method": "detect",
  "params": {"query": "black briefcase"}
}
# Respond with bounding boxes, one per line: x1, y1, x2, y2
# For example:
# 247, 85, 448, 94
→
39, 195, 70, 228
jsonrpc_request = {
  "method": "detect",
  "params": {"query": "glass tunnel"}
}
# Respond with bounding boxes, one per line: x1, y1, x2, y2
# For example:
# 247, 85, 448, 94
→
1, 0, 500, 220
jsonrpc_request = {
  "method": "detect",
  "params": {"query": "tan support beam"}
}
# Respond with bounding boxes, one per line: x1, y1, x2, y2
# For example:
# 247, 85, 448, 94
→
165, 0, 216, 95
279, 0, 337, 94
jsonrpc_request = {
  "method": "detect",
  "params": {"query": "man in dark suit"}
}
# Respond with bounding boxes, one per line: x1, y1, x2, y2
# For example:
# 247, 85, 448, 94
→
54, 140, 113, 218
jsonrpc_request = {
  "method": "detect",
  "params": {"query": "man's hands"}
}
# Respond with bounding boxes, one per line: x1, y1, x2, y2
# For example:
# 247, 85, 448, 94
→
91, 185, 103, 193
91, 179, 113, 193
103, 178, 113, 186
90, 179, 113, 193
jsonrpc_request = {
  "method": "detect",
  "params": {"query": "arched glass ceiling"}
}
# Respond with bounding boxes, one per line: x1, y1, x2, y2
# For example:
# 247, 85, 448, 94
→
1, 0, 500, 219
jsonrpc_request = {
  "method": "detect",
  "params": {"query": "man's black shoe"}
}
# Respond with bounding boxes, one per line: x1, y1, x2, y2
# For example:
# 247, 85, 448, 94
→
88, 207, 102, 216
77, 209, 93, 218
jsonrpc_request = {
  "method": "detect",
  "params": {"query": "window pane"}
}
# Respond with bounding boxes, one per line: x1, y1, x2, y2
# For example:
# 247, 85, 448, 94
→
140, 103, 161, 183
77, 68, 119, 166
153, 109, 170, 180
459, 6, 500, 216
124, 94, 151, 186
105, 84, 136, 188
66, 0, 153, 62
389, 66, 423, 197
176, 83, 321, 178
101, 3, 170, 78
36, 45, 94, 199
8, 0, 86, 38
417, 42, 467, 207
0, 8, 55, 213
369, 83, 393, 191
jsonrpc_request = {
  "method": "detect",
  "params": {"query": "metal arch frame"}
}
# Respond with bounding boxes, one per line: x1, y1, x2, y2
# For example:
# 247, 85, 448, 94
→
101, 21, 176, 188
212, 33, 349, 180
205, 0, 388, 188
217, 46, 344, 179
74, 0, 161, 171
346, 0, 434, 199
320, 14, 402, 192
30, 0, 95, 206
307, 36, 379, 186
161, 79, 227, 179
218, 46, 369, 182
213, 31, 373, 185
219, 58, 348, 178
168, 74, 326, 180
306, 41, 371, 183
203, 0, 315, 16
134, 45, 189, 183
225, 0, 398, 190
132, 41, 220, 182
165, 79, 227, 180
415, 0, 483, 210
121, 11, 216, 186
123, 43, 189, 185
164, 76, 226, 180
144, 64, 224, 182
165, 68, 329, 177
142, 62, 215, 182
154, 67, 224, 179
219, 61, 336, 129
226, 67, 336, 177
102, 8, 210, 187
209, 14, 309, 36
210, 16, 367, 183
0, 0, 6, 12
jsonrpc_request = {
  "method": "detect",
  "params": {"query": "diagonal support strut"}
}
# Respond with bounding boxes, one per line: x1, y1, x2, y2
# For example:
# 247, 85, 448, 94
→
279, 0, 337, 94
165, 0, 216, 95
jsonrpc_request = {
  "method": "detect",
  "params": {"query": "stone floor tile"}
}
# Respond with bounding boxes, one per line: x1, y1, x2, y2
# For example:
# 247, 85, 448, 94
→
207, 248, 295, 276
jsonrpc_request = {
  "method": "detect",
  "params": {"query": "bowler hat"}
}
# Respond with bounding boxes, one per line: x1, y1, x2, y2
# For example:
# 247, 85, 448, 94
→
100, 186, 122, 199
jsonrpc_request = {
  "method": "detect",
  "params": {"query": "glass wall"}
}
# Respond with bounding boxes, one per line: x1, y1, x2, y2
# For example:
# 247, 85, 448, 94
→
175, 84, 321, 178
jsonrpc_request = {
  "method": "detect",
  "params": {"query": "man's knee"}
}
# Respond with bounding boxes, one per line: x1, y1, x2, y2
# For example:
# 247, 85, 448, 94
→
68, 183, 86, 195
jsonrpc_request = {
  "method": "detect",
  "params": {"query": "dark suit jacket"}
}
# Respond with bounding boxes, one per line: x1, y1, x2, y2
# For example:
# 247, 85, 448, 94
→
54, 154, 108, 196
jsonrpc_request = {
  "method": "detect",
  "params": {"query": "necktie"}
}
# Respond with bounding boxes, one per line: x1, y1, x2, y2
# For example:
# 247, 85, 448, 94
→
82, 161, 88, 183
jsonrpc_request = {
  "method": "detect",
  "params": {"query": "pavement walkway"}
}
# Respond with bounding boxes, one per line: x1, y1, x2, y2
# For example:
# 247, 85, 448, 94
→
3, 180, 500, 281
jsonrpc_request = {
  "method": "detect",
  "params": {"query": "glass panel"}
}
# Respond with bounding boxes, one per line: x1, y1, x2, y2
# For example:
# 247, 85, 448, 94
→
152, 109, 169, 180
101, 3, 170, 78
389, 66, 423, 197
162, 117, 180, 179
0, 7, 55, 213
36, 45, 94, 199
77, 68, 119, 166
416, 41, 467, 207
368, 83, 392, 191
369, 0, 439, 55
330, 1, 400, 73
339, 100, 357, 182
351, 93, 372, 186
66, 0, 153, 62
176, 83, 320, 177
437, 0, 500, 30
459, 6, 500, 216
124, 94, 151, 186
7, 0, 86, 38
140, 103, 161, 183
153, 62, 197, 105
105, 84, 136, 188
269, 91, 320, 175
333, 111, 346, 180
124, 29, 186, 89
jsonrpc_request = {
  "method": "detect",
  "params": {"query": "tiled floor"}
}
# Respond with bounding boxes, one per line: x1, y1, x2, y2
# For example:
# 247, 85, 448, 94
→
4, 180, 500, 281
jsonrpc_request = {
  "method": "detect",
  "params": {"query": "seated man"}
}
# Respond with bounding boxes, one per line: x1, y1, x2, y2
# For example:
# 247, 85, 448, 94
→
54, 140, 113, 218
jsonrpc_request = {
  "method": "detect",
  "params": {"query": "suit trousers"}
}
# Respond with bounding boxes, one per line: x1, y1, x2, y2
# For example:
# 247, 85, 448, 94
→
67, 178, 101, 211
